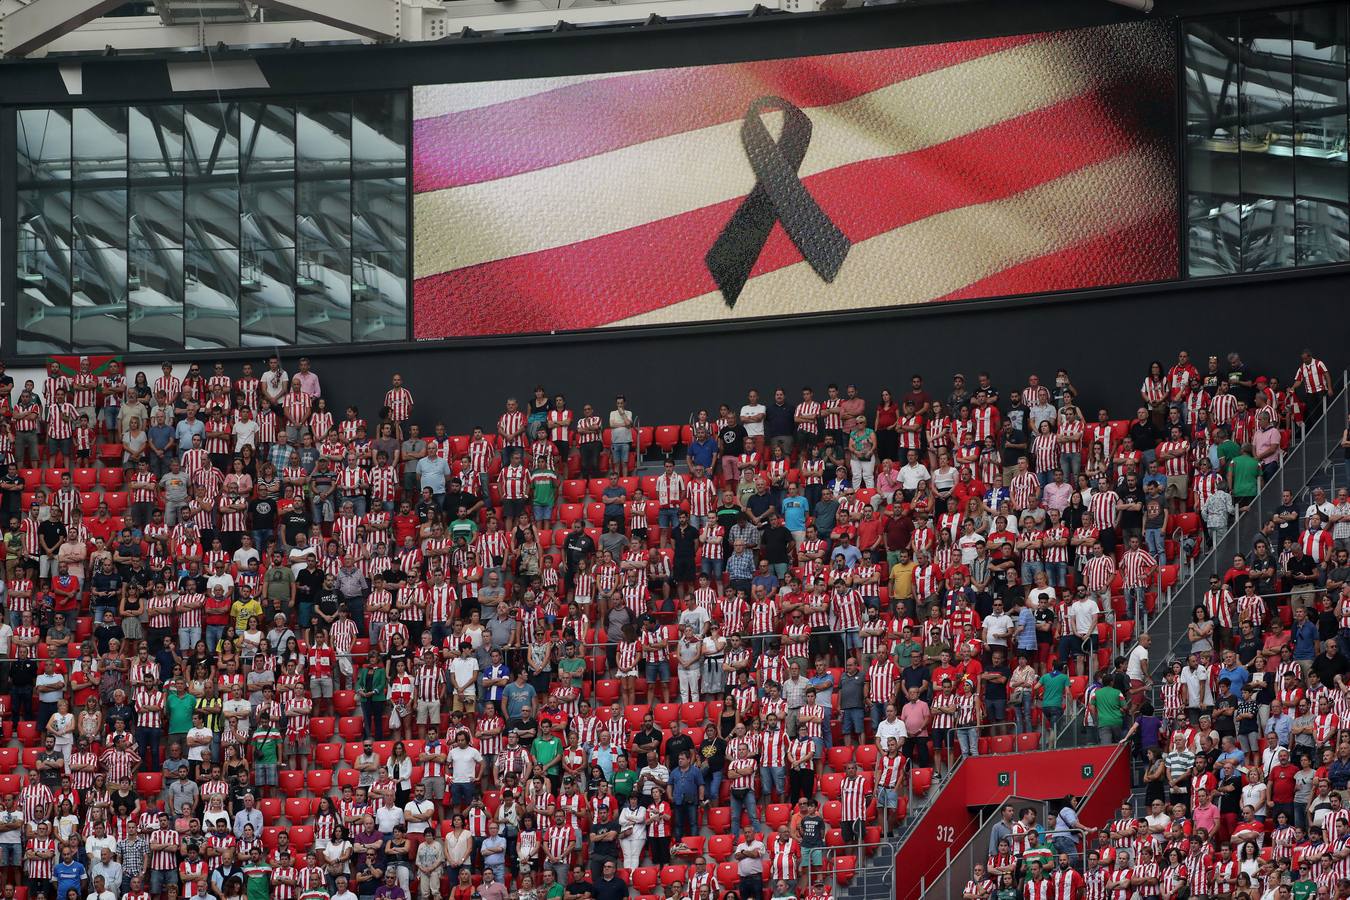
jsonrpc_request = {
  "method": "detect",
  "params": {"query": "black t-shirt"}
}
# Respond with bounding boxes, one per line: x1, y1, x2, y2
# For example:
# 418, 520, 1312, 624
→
983, 664, 1010, 702
563, 533, 595, 566
38, 520, 67, 551
588, 821, 619, 859
316, 590, 341, 621
699, 737, 726, 772
281, 510, 309, 546
761, 525, 794, 565
1116, 483, 1145, 530
295, 568, 326, 606
594, 877, 628, 900
1000, 429, 1027, 467
671, 525, 699, 564
443, 489, 478, 517
799, 815, 828, 849
1129, 422, 1159, 453
665, 733, 694, 769
251, 497, 277, 530
764, 404, 794, 439
567, 880, 596, 899
901, 664, 931, 693
1235, 635, 1261, 667
1213, 694, 1237, 736
718, 424, 747, 457
1276, 504, 1300, 547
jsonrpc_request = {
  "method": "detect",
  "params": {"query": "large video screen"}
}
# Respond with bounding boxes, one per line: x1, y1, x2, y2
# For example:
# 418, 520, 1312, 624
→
412, 21, 1177, 337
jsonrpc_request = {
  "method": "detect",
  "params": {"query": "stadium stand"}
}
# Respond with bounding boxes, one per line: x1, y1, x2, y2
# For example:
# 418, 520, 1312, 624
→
0, 347, 1336, 900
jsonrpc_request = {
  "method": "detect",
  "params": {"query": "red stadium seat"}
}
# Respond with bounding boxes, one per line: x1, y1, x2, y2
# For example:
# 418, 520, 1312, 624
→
137, 772, 163, 795
654, 426, 681, 454
0, 749, 18, 773
1016, 733, 1042, 752
660, 866, 687, 886
338, 717, 364, 741
279, 770, 305, 796
706, 807, 731, 834
715, 862, 740, 889
72, 468, 96, 491
260, 798, 282, 824
0, 776, 20, 796
18, 469, 41, 490
911, 768, 934, 796
15, 722, 39, 747
819, 773, 843, 799
834, 855, 858, 886
337, 769, 360, 790
765, 804, 791, 830
822, 801, 843, 826
98, 467, 124, 491
103, 491, 127, 513
263, 827, 283, 851
653, 704, 680, 727
853, 745, 878, 769
333, 692, 356, 715
313, 739, 340, 766
990, 736, 1015, 754
826, 746, 853, 771
680, 702, 705, 726
632, 868, 660, 894
310, 717, 336, 742
288, 826, 314, 851
285, 798, 314, 822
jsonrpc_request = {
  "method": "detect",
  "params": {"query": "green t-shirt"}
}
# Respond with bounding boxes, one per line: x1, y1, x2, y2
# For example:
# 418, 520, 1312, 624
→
612, 768, 638, 798
252, 726, 281, 763
547, 884, 565, 900
1229, 454, 1261, 498
893, 640, 923, 668
532, 735, 563, 773
1293, 880, 1317, 900
1216, 439, 1241, 469
558, 656, 585, 688
531, 469, 559, 506
243, 862, 272, 900
1092, 686, 1124, 727
166, 691, 197, 733
1038, 672, 1069, 710
449, 517, 479, 544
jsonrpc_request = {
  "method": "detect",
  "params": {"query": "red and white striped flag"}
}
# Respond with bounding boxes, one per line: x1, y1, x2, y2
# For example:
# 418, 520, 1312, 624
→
412, 21, 1177, 337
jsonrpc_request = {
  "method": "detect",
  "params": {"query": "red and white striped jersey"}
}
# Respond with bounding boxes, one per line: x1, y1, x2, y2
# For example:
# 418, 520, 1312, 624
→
1158, 440, 1191, 475
1089, 489, 1119, 527
1297, 357, 1332, 394
498, 410, 526, 443
498, 464, 529, 500
384, 386, 414, 420
1011, 472, 1038, 510
1023, 878, 1052, 900
795, 401, 821, 435
1119, 548, 1156, 588
1141, 377, 1167, 405
769, 836, 799, 881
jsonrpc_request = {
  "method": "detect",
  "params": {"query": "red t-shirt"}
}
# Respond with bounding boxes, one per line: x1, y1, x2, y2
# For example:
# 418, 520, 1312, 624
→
1268, 764, 1297, 803
393, 513, 420, 547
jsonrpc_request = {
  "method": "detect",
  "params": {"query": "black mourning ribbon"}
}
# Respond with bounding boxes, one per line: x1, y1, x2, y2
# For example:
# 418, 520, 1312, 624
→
706, 95, 851, 308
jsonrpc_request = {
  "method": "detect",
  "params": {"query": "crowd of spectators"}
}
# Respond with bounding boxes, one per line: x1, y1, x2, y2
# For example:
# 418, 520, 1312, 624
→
0, 346, 1336, 900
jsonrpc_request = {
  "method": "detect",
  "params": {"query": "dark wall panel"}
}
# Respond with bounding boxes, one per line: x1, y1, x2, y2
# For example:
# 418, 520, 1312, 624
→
306, 266, 1349, 433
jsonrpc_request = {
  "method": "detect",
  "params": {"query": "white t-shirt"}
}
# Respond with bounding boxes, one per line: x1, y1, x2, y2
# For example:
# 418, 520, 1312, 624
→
1126, 644, 1149, 681
875, 718, 907, 750
982, 613, 1013, 647
449, 746, 483, 783
1068, 599, 1099, 637
233, 547, 261, 568
289, 546, 317, 575
0, 622, 14, 656
404, 799, 435, 834
957, 534, 984, 565
232, 418, 260, 450
449, 657, 480, 694
0, 808, 23, 845
375, 804, 405, 833
899, 463, 931, 491
740, 404, 767, 437
186, 726, 213, 761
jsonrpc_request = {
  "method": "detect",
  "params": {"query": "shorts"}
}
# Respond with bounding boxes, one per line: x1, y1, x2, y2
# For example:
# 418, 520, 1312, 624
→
422, 775, 446, 801
502, 499, 527, 519
150, 869, 179, 894
1166, 474, 1189, 499
254, 763, 278, 786
840, 708, 864, 735
611, 442, 631, 464
451, 781, 477, 806
645, 660, 671, 682
0, 844, 19, 866
800, 848, 824, 869
310, 676, 334, 698
417, 700, 442, 725
876, 787, 899, 809
451, 693, 476, 713
659, 508, 680, 529
286, 737, 311, 755
617, 669, 638, 679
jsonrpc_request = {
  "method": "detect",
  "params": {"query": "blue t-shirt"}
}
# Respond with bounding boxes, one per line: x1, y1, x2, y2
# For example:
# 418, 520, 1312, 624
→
1218, 664, 1250, 696
687, 438, 717, 469
781, 495, 809, 532
1016, 608, 1037, 651
503, 681, 537, 720
1293, 621, 1319, 660
54, 860, 85, 898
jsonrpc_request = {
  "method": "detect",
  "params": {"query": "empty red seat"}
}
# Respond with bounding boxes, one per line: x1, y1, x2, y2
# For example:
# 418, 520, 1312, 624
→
632, 868, 660, 894
826, 746, 853, 771
708, 835, 736, 862
822, 801, 843, 826
315, 743, 342, 767
307, 769, 333, 795
854, 745, 878, 769
260, 797, 282, 824
72, 468, 96, 491
288, 826, 314, 851
990, 735, 1015, 754
15, 722, 39, 747
279, 770, 305, 796
660, 866, 687, 887
765, 803, 791, 830
1016, 733, 1042, 752
706, 807, 731, 833
285, 798, 314, 822
911, 768, 934, 796
137, 772, 163, 795
338, 717, 363, 741
98, 467, 124, 490
102, 491, 127, 513
333, 692, 356, 716
654, 426, 681, 454
834, 855, 858, 885
310, 717, 336, 742
715, 862, 740, 889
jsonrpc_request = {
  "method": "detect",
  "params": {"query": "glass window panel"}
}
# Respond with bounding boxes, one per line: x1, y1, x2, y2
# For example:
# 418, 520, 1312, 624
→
298, 98, 351, 177
298, 179, 351, 250
297, 248, 351, 345
129, 105, 184, 180
242, 182, 295, 251
186, 184, 240, 252
1186, 19, 1243, 276
1239, 12, 1296, 272
73, 242, 128, 352
73, 107, 127, 183
184, 102, 239, 178
241, 246, 296, 347
185, 247, 240, 349
74, 188, 127, 249
353, 177, 406, 253
353, 93, 407, 177
130, 186, 184, 251
18, 186, 73, 253
353, 246, 406, 343
16, 250, 71, 354
17, 108, 71, 183
128, 247, 184, 352
240, 102, 295, 178
1291, 5, 1349, 266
